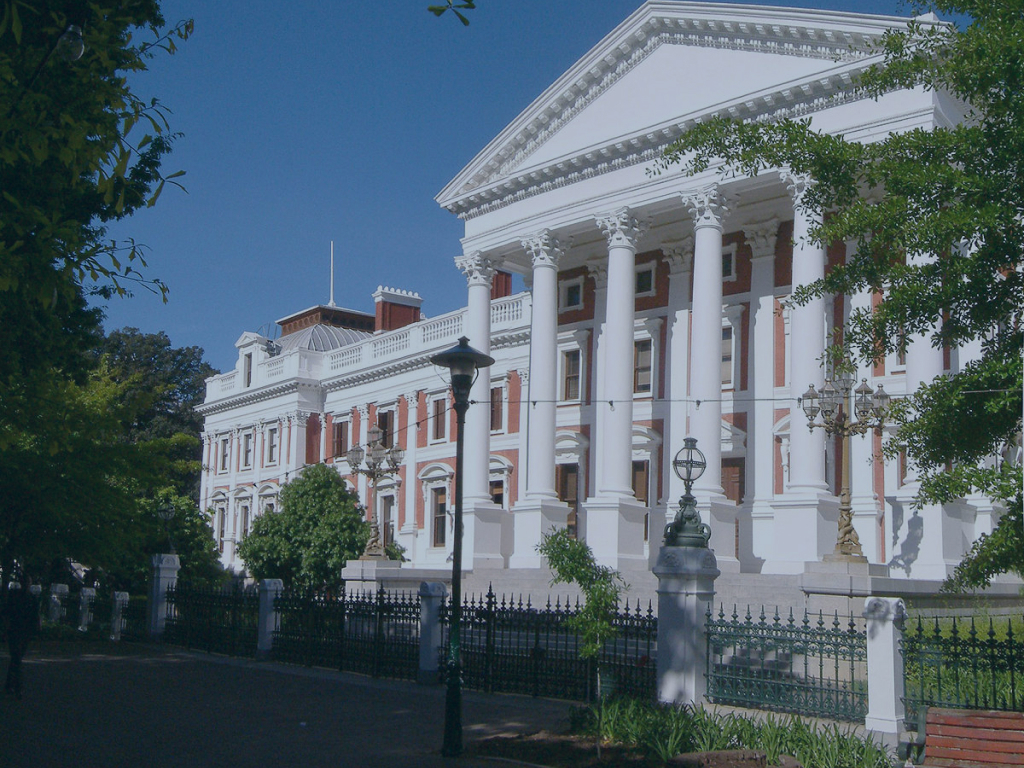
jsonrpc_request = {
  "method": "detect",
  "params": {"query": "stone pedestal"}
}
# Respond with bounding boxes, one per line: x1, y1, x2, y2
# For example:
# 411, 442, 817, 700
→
465, 500, 509, 569
510, 498, 570, 569
580, 497, 648, 571
148, 553, 180, 640
418, 581, 447, 684
863, 596, 906, 746
48, 583, 68, 623
257, 579, 283, 660
78, 587, 96, 631
110, 592, 129, 641
654, 545, 720, 706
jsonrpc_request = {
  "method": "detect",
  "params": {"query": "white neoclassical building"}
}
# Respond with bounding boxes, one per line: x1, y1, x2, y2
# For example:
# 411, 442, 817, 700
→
198, 1, 1004, 599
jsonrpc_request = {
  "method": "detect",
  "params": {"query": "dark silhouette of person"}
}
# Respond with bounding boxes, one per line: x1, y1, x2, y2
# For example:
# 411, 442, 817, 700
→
3, 575, 39, 699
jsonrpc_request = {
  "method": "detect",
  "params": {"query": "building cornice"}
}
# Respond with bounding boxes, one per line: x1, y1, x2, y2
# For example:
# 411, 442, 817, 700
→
197, 380, 322, 417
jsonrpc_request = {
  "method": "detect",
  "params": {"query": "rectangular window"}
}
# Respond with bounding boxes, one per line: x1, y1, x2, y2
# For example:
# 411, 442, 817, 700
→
560, 278, 583, 311
240, 504, 251, 539
219, 438, 230, 473
721, 327, 734, 387
490, 387, 503, 432
380, 495, 395, 548
432, 398, 447, 441
266, 427, 279, 464
635, 265, 654, 295
216, 506, 226, 553
243, 353, 253, 388
634, 339, 652, 394
377, 411, 394, 448
557, 463, 579, 539
490, 479, 504, 508
722, 246, 737, 281
432, 487, 447, 547
633, 460, 650, 542
242, 433, 253, 469
332, 420, 349, 458
563, 349, 581, 401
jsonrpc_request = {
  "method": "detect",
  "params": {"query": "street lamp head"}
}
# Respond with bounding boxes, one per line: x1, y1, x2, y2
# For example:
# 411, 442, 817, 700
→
156, 502, 175, 523
346, 445, 365, 468
429, 336, 495, 406
820, 380, 839, 419
837, 367, 855, 396
367, 424, 383, 446
387, 445, 405, 468
368, 440, 388, 467
854, 379, 873, 420
57, 24, 85, 62
672, 437, 706, 484
872, 384, 890, 419
801, 384, 821, 421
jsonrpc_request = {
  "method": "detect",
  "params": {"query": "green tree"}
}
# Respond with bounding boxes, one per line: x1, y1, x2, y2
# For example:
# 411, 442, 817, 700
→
237, 464, 370, 592
656, 0, 1022, 587
538, 529, 626, 760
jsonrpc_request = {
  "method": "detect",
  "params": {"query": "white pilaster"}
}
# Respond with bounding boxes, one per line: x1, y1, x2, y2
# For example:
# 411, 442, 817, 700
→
318, 413, 327, 464
356, 405, 369, 505
400, 392, 419, 542
744, 219, 779, 564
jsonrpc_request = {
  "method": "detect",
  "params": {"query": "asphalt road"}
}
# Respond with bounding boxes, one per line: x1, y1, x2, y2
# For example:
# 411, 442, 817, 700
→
0, 641, 571, 768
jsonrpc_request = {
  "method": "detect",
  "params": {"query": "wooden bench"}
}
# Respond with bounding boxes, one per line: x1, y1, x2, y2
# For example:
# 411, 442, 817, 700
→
911, 707, 1024, 767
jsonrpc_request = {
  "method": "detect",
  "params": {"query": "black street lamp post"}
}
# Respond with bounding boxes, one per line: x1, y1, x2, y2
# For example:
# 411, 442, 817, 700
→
156, 501, 176, 554
800, 368, 890, 561
429, 336, 494, 758
664, 437, 712, 548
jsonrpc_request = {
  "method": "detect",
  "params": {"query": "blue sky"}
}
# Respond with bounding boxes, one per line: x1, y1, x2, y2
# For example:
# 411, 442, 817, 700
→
97, 0, 923, 372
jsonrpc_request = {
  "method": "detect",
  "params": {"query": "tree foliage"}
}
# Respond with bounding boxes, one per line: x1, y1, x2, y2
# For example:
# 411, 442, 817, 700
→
656, 0, 1022, 586
237, 464, 370, 592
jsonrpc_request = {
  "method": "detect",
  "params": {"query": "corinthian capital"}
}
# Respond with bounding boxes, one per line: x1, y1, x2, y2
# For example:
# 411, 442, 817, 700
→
455, 251, 501, 287
662, 236, 694, 275
521, 230, 565, 269
595, 207, 649, 250
781, 169, 814, 208
683, 185, 730, 229
743, 218, 780, 260
586, 259, 608, 289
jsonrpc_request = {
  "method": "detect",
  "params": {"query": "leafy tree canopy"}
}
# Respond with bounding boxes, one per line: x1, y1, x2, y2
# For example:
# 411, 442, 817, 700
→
655, 0, 1022, 587
237, 464, 370, 592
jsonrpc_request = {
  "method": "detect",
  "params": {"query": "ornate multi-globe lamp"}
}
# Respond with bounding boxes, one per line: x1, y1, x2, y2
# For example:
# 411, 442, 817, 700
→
800, 369, 890, 560
347, 424, 404, 558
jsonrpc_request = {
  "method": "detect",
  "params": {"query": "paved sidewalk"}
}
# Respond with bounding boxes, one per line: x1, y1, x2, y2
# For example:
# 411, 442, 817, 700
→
0, 642, 571, 768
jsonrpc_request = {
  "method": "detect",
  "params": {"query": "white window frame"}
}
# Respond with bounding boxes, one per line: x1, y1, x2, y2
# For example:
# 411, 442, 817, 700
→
634, 262, 656, 297
428, 393, 448, 444
559, 276, 584, 313
489, 376, 508, 434
419, 464, 454, 550
721, 304, 744, 391
633, 317, 662, 399
265, 426, 279, 466
218, 436, 231, 474
556, 329, 589, 405
241, 430, 254, 470
375, 404, 398, 449
332, 418, 350, 459
722, 243, 738, 283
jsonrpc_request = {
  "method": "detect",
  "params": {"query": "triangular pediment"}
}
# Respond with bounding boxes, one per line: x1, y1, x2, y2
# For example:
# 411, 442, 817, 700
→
438, 1, 923, 218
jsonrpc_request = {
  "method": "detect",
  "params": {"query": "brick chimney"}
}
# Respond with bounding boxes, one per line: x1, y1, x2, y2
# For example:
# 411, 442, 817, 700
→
373, 286, 423, 333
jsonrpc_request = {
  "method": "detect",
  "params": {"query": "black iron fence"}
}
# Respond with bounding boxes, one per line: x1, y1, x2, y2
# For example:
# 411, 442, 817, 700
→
272, 587, 420, 681
120, 596, 149, 641
164, 582, 260, 657
705, 605, 868, 722
902, 613, 1024, 725
440, 587, 656, 702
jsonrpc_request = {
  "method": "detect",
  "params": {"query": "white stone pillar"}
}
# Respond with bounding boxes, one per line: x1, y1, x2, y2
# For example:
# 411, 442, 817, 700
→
654, 545, 720, 706
456, 251, 499, 505
683, 187, 728, 497
662, 239, 694, 507
744, 221, 779, 563
512, 234, 570, 569
318, 413, 327, 464
784, 172, 829, 496
48, 583, 68, 623
587, 260, 609, 497
256, 579, 283, 660
863, 597, 906, 744
418, 581, 447, 684
148, 553, 180, 640
521, 230, 563, 501
110, 592, 129, 641
594, 208, 647, 498
355, 405, 369, 505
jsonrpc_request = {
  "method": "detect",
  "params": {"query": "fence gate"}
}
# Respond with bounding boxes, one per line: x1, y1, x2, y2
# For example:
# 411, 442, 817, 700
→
705, 605, 868, 722
164, 583, 260, 657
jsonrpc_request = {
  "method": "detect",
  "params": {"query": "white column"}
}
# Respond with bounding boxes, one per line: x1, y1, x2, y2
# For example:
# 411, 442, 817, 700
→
662, 238, 694, 505
784, 172, 829, 496
456, 251, 499, 504
318, 414, 327, 464
744, 219, 779, 560
594, 207, 647, 498
848, 240, 884, 563
521, 230, 563, 501
899, 251, 955, 578
355, 405, 369, 504
683, 187, 728, 497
